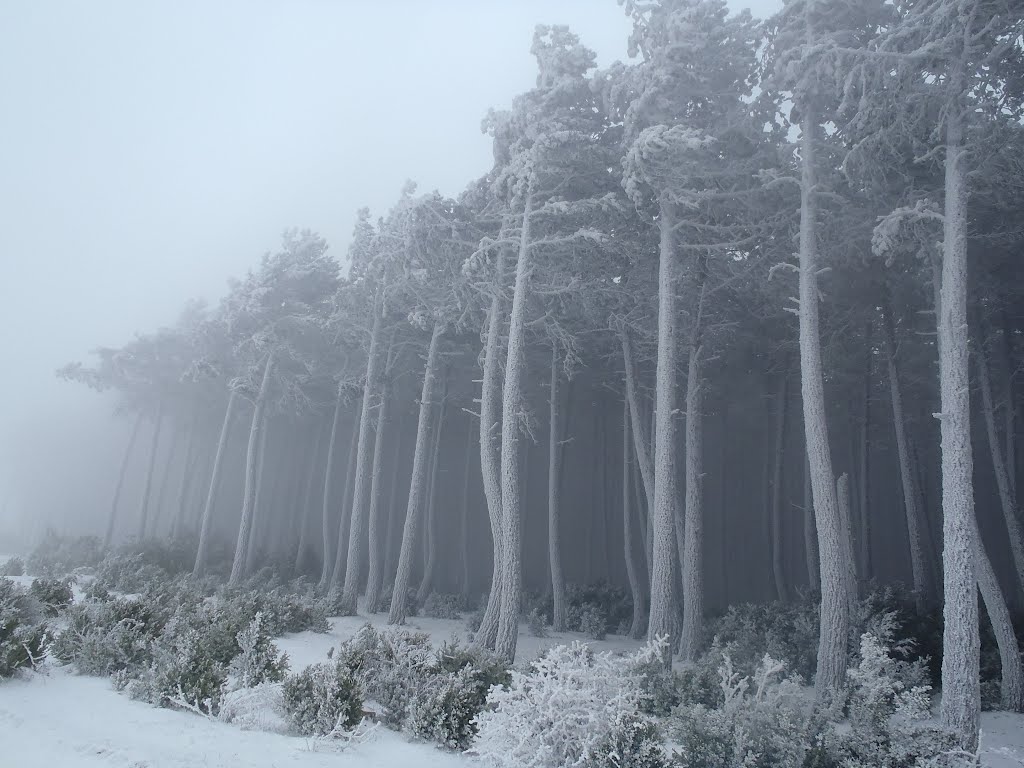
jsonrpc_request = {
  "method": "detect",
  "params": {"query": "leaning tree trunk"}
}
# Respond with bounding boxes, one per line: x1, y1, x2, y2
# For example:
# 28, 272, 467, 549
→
364, 381, 393, 613
548, 343, 567, 632
338, 294, 388, 612
228, 354, 275, 586
150, 427, 181, 539
679, 343, 705, 662
623, 398, 646, 639
459, 422, 474, 606
936, 93, 980, 751
194, 390, 238, 576
771, 369, 790, 603
976, 335, 1024, 598
797, 111, 847, 703
494, 191, 535, 663
105, 411, 145, 547
136, 402, 166, 542
294, 421, 325, 575
648, 197, 679, 665
836, 473, 858, 614
417, 373, 448, 606
389, 322, 445, 624
243, 417, 271, 577
622, 328, 654, 510
477, 246, 507, 650
803, 451, 820, 591
317, 383, 347, 591
1001, 314, 1018, 501
330, 403, 362, 589
974, 520, 1024, 712
882, 301, 931, 606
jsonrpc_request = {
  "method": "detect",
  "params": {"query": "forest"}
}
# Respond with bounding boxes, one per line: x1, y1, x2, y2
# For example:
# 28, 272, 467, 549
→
4, 0, 1024, 765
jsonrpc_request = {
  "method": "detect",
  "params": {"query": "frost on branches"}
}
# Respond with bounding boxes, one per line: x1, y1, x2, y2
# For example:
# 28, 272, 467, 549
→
471, 640, 667, 768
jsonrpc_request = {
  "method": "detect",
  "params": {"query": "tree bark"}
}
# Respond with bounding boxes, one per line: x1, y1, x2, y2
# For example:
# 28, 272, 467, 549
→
622, 329, 654, 510
317, 383, 347, 590
389, 321, 446, 624
294, 421, 325, 575
228, 354, 274, 586
193, 390, 237, 576
417, 372, 448, 606
858, 328, 872, 581
105, 411, 144, 547
975, 521, 1024, 712
936, 94, 980, 750
623, 397, 646, 639
771, 370, 790, 603
459, 421, 475, 606
243, 416, 270, 577
495, 191, 535, 662
803, 450, 820, 591
797, 112, 847, 702
882, 301, 931, 605
548, 344, 567, 632
384, 414, 405, 584
836, 473, 858, 614
648, 196, 678, 664
679, 343, 705, 662
136, 402, 165, 542
172, 413, 201, 540
365, 381, 394, 613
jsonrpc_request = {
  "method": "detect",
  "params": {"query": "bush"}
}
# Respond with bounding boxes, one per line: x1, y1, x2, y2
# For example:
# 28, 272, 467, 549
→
472, 641, 662, 768
26, 532, 103, 577
407, 665, 485, 750
218, 682, 289, 733
51, 598, 163, 676
281, 661, 363, 736
29, 577, 74, 616
422, 592, 463, 620
564, 582, 633, 636
466, 601, 486, 635
587, 713, 669, 768
580, 604, 608, 641
228, 612, 289, 688
0, 557, 25, 577
708, 595, 819, 681
0, 577, 48, 677
528, 606, 549, 638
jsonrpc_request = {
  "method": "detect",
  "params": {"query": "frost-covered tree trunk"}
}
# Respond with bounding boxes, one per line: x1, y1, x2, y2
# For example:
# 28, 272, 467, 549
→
771, 371, 790, 602
294, 422, 324, 574
150, 427, 180, 539
936, 94, 980, 750
836, 473, 858, 613
229, 354, 275, 586
976, 337, 1024, 597
106, 410, 144, 547
622, 329, 654, 510
389, 321, 445, 625
476, 248, 507, 649
172, 414, 201, 540
679, 343, 704, 662
317, 384, 346, 591
243, 417, 270, 577
459, 423, 474, 606
974, 521, 1024, 712
495, 191, 535, 663
136, 402, 165, 542
365, 382, 393, 613
648, 197, 678, 662
548, 343, 567, 632
383, 417, 405, 582
417, 374, 448, 606
883, 303, 931, 605
797, 113, 847, 702
803, 451, 820, 591
858, 336, 872, 581
623, 398, 646, 640
194, 390, 237, 576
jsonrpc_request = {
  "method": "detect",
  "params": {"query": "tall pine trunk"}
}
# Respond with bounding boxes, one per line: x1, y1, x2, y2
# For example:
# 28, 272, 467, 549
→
803, 451, 820, 591
228, 354, 274, 586
836, 473, 858, 613
172, 414, 201, 540
858, 331, 873, 581
294, 421, 325, 575
459, 422, 474, 606
797, 112, 847, 702
384, 414, 405, 583
136, 403, 165, 542
623, 398, 646, 639
975, 521, 1024, 712
389, 322, 445, 624
771, 370, 790, 602
679, 343, 704, 662
417, 373, 448, 605
317, 383, 346, 590
243, 416, 271, 577
106, 411, 144, 547
194, 390, 237, 576
365, 381, 393, 613
548, 344, 567, 632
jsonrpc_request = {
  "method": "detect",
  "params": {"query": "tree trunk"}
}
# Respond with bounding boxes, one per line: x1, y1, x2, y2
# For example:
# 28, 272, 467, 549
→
679, 343, 704, 662
1001, 314, 1018, 501
228, 354, 275, 586
365, 382, 393, 613
495, 191, 535, 663
172, 413, 201, 540
384, 415, 405, 584
882, 301, 931, 605
771, 370, 790, 603
417, 373, 448, 606
105, 411, 144, 547
622, 329, 654, 510
858, 329, 872, 581
797, 112, 847, 702
460, 421, 474, 606
136, 402, 165, 542
803, 451, 820, 591
150, 427, 180, 540
389, 321, 446, 624
623, 398, 646, 639
476, 246, 507, 650
243, 416, 271, 577
648, 196, 678, 664
548, 344, 567, 632
294, 421, 325, 575
836, 473, 858, 614
936, 96, 980, 750
975, 522, 1024, 712
194, 390, 237, 576
317, 383, 347, 590
976, 333, 1024, 598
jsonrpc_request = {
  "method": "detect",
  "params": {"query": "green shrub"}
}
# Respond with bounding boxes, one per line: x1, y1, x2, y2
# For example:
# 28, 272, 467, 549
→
129, 620, 228, 715
281, 661, 363, 736
580, 604, 608, 640
29, 577, 74, 616
26, 532, 103, 577
228, 612, 289, 688
0, 577, 48, 677
422, 592, 463, 620
0, 557, 25, 577
527, 606, 549, 638
586, 713, 669, 768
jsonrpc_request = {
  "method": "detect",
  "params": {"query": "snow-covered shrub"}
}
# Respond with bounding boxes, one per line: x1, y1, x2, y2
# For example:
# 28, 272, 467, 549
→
633, 647, 682, 716
466, 600, 486, 634
580, 604, 608, 640
587, 713, 669, 768
528, 606, 549, 638
0, 557, 25, 577
52, 599, 160, 676
0, 577, 48, 676
218, 682, 289, 733
29, 576, 74, 616
81, 579, 111, 602
281, 660, 363, 736
94, 552, 167, 594
407, 664, 485, 750
564, 582, 633, 635
709, 596, 820, 681
26, 532, 103, 577
472, 641, 661, 768
129, 618, 228, 715
228, 612, 289, 688
423, 592, 463, 620
674, 643, 729, 709
667, 652, 809, 768
854, 584, 942, 686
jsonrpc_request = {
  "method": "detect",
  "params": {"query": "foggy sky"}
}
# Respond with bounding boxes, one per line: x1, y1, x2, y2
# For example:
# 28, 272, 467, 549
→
0, 0, 780, 537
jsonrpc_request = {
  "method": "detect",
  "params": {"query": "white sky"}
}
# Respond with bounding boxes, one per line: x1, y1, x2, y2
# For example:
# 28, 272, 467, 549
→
0, 0, 780, 528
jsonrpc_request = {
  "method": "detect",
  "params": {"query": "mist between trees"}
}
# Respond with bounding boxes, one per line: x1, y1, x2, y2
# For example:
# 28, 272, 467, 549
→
51, 0, 1024, 753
